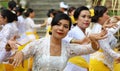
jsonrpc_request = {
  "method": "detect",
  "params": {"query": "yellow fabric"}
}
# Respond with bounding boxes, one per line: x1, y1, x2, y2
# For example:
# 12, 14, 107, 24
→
113, 49, 120, 71
68, 56, 89, 68
98, 48, 103, 52
0, 64, 5, 71
3, 31, 39, 71
4, 43, 30, 71
26, 31, 39, 39
28, 57, 33, 71
89, 59, 110, 71
70, 16, 76, 24
114, 62, 120, 71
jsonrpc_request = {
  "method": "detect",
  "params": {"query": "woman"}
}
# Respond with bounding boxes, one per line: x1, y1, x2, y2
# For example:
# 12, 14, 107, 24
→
16, 6, 25, 35
24, 8, 42, 40
89, 6, 120, 71
63, 6, 101, 71
0, 9, 19, 71
11, 13, 106, 71
67, 6, 76, 27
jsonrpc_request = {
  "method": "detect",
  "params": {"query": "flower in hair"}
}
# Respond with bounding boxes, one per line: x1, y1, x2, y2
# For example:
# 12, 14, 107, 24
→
90, 9, 94, 17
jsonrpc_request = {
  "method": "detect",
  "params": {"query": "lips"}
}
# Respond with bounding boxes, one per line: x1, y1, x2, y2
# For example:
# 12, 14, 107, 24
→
84, 23, 90, 26
57, 32, 64, 35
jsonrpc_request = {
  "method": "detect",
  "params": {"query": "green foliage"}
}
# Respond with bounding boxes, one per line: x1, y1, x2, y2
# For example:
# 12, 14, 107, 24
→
0, 1, 8, 8
108, 10, 120, 16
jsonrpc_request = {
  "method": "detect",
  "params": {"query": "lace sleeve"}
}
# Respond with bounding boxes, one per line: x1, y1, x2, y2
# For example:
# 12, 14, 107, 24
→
99, 39, 120, 59
108, 21, 120, 34
68, 43, 96, 57
21, 39, 42, 59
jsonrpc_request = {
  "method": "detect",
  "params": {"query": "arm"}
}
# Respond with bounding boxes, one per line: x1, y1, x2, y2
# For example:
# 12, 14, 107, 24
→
68, 43, 97, 57
99, 38, 120, 59
11, 38, 44, 67
107, 21, 120, 34
28, 19, 41, 29
70, 37, 91, 44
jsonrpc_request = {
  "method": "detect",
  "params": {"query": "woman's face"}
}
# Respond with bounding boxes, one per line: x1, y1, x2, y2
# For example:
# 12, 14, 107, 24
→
51, 19, 70, 39
77, 10, 91, 30
0, 14, 7, 25
30, 12, 35, 18
99, 11, 110, 25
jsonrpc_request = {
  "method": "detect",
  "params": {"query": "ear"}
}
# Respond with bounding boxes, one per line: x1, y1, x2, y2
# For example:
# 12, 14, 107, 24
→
4, 17, 8, 22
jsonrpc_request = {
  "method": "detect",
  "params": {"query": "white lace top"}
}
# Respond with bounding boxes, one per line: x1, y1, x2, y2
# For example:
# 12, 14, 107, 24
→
90, 23, 120, 70
22, 36, 96, 71
0, 22, 18, 63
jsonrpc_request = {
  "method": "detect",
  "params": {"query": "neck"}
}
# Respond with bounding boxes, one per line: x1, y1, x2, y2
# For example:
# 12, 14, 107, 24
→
98, 20, 104, 26
50, 36, 61, 45
79, 26, 86, 33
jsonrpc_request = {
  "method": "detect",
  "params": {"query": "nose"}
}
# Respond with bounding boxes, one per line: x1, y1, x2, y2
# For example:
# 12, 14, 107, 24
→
85, 17, 90, 22
59, 25, 64, 30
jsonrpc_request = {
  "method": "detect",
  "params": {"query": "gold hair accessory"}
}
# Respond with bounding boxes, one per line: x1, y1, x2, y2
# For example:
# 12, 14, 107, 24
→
90, 9, 94, 17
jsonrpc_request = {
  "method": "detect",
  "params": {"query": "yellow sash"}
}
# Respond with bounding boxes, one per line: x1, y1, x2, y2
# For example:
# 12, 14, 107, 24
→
69, 56, 89, 68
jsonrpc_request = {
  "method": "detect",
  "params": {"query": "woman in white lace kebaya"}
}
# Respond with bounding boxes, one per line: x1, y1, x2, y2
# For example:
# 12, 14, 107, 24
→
0, 9, 18, 63
11, 13, 106, 71
0, 9, 19, 71
89, 6, 120, 71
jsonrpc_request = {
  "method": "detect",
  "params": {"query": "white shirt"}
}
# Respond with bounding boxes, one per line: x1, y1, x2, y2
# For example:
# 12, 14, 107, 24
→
22, 36, 96, 71
17, 15, 26, 35
0, 22, 18, 63
24, 17, 41, 32
90, 22, 120, 70
63, 26, 90, 71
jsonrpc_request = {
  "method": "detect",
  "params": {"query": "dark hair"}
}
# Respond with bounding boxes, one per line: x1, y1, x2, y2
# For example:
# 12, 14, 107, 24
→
47, 9, 55, 17
8, 0, 16, 10
24, 8, 34, 17
16, 6, 25, 15
1, 9, 16, 23
74, 6, 89, 20
92, 6, 107, 22
51, 13, 71, 30
67, 6, 76, 15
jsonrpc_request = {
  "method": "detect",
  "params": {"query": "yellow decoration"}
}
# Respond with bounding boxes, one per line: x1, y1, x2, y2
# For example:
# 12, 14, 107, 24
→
90, 9, 95, 17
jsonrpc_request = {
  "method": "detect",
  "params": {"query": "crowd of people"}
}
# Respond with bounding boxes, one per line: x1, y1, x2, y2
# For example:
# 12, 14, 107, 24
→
0, 0, 120, 71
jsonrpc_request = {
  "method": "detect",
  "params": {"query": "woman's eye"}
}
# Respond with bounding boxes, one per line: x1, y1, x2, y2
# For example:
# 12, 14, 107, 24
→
64, 25, 69, 28
88, 16, 92, 19
56, 22, 61, 26
81, 15, 86, 18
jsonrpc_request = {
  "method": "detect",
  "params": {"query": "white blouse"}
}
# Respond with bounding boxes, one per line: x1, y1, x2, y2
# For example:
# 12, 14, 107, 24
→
63, 26, 90, 71
17, 15, 26, 34
22, 36, 96, 71
0, 22, 18, 63
24, 17, 41, 33
90, 23, 120, 70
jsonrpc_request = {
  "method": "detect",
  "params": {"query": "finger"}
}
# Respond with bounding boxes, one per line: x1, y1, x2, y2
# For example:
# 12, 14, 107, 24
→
22, 60, 24, 68
12, 59, 17, 67
10, 35, 17, 40
11, 44, 18, 50
17, 58, 22, 67
16, 41, 22, 46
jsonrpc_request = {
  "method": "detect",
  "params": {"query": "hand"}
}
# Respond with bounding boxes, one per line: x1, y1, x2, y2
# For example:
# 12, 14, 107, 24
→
6, 35, 21, 51
89, 29, 107, 41
11, 51, 24, 67
81, 37, 91, 44
115, 57, 120, 64
103, 17, 118, 29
